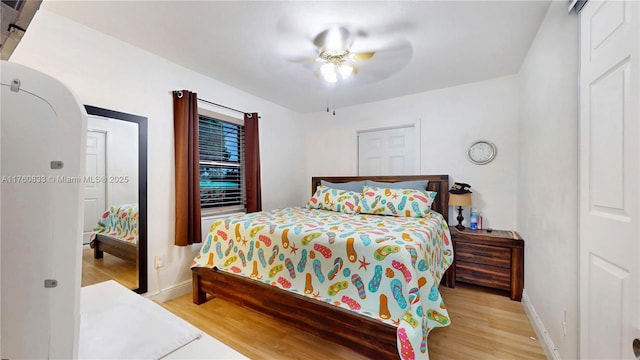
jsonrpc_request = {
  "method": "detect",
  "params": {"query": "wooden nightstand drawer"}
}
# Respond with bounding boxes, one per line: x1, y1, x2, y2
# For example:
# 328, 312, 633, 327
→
455, 243, 511, 268
456, 262, 511, 291
446, 227, 525, 301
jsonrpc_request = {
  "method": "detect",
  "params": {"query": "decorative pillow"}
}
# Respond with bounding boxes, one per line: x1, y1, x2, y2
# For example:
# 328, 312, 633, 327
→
365, 179, 429, 191
306, 185, 361, 214
320, 180, 366, 192
358, 186, 436, 217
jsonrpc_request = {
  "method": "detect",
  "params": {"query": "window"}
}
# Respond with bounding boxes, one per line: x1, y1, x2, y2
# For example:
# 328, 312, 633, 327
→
199, 114, 245, 214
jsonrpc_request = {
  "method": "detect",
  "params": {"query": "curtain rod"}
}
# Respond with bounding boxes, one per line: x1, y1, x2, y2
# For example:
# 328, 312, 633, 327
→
198, 98, 255, 117
172, 90, 260, 118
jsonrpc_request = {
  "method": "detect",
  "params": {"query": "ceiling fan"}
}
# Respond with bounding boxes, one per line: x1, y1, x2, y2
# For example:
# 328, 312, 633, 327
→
279, 22, 413, 88
310, 26, 375, 83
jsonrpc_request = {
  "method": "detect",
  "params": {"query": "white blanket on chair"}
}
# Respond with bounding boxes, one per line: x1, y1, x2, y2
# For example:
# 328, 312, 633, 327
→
79, 281, 202, 359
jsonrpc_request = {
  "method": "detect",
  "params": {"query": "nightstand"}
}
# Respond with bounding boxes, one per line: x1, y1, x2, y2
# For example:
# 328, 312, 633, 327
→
446, 227, 524, 301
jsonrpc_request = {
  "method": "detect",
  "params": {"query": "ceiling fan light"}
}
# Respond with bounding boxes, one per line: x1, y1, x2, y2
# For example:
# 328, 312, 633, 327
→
320, 63, 337, 83
338, 64, 353, 79
323, 72, 337, 83
320, 62, 334, 76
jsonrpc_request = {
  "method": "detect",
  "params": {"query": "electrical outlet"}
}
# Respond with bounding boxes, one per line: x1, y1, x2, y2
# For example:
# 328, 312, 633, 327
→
154, 255, 164, 269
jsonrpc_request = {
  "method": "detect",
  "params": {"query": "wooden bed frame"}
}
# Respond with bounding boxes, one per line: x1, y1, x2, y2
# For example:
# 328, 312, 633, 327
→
93, 233, 137, 264
192, 175, 450, 359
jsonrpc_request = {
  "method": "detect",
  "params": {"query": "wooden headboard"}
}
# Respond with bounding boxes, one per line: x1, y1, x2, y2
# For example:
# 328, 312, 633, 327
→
311, 175, 450, 223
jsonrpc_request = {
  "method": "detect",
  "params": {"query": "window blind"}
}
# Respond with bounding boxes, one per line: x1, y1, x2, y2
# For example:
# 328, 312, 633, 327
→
198, 115, 245, 211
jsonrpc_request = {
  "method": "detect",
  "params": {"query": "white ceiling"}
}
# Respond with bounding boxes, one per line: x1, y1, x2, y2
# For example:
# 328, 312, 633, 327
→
42, 1, 551, 113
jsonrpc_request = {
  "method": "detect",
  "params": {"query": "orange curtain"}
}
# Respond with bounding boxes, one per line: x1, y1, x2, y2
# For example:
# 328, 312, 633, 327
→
173, 90, 202, 246
244, 112, 262, 212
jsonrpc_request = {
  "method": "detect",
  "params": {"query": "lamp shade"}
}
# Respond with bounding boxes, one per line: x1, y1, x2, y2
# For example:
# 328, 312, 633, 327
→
449, 193, 472, 207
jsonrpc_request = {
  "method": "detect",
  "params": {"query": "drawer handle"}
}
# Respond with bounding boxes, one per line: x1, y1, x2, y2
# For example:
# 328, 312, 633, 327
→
473, 271, 492, 279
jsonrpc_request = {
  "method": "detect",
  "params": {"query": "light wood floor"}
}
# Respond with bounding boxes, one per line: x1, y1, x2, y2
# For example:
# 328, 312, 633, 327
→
160, 283, 546, 359
81, 247, 137, 289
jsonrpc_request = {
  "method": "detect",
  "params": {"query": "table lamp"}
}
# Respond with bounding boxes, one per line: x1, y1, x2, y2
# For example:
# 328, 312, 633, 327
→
449, 193, 472, 230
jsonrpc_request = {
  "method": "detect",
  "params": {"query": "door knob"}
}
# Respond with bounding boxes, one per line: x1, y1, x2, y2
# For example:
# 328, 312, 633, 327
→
634, 338, 640, 359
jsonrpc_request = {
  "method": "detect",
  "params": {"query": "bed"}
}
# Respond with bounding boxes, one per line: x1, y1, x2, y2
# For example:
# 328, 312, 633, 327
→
191, 175, 452, 359
90, 204, 138, 263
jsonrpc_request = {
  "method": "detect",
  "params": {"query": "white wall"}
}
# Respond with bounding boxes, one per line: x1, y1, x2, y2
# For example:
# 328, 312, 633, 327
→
87, 116, 138, 208
301, 75, 520, 230
517, 1, 578, 359
10, 8, 307, 296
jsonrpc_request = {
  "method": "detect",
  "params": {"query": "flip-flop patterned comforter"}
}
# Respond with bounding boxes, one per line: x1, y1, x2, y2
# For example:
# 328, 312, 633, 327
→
89, 204, 139, 244
191, 207, 453, 359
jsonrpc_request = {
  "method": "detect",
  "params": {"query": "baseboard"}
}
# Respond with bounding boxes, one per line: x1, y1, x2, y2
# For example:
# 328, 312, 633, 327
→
521, 289, 561, 360
145, 279, 192, 303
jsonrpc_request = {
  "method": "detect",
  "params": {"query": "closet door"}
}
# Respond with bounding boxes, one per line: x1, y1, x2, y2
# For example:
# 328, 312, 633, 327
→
579, 0, 640, 358
357, 126, 416, 176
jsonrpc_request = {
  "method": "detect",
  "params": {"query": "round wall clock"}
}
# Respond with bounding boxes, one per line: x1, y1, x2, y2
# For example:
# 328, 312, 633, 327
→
468, 140, 497, 165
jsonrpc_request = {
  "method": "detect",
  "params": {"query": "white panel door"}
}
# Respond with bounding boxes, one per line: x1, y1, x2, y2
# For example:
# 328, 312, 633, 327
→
1, 79, 55, 359
358, 126, 416, 176
579, 1, 640, 358
1, 60, 85, 360
83, 130, 106, 244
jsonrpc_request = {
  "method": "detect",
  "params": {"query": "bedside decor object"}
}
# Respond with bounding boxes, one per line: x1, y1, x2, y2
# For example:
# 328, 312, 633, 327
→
468, 140, 497, 165
469, 209, 479, 230
449, 182, 473, 230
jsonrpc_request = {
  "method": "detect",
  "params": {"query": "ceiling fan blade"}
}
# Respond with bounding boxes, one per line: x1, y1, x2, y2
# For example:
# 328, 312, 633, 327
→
312, 29, 327, 48
359, 39, 412, 61
313, 26, 353, 50
285, 56, 319, 63
352, 52, 375, 61
350, 39, 413, 81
